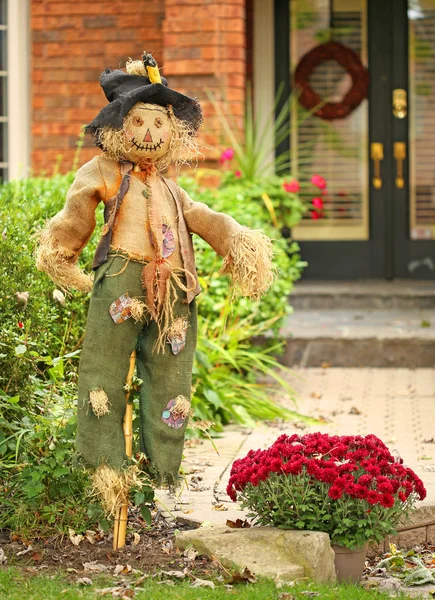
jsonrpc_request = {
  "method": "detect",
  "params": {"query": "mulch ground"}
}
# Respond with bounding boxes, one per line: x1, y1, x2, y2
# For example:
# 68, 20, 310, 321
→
0, 513, 213, 579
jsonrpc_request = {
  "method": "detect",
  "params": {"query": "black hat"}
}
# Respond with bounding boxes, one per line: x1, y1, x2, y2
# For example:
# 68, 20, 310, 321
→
85, 52, 203, 137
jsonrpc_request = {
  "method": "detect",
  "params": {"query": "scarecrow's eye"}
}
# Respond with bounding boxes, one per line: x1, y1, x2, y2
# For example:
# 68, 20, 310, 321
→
133, 116, 144, 127
155, 117, 163, 128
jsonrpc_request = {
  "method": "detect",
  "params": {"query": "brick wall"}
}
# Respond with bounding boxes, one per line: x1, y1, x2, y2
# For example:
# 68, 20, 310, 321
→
31, 0, 165, 173
30, 0, 247, 173
162, 0, 247, 162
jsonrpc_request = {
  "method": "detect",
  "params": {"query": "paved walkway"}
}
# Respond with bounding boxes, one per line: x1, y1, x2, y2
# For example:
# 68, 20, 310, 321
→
156, 368, 435, 549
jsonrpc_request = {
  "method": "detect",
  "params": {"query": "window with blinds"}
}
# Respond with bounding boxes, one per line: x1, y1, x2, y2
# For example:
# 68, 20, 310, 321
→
290, 0, 368, 241
0, 0, 6, 182
410, 1, 435, 239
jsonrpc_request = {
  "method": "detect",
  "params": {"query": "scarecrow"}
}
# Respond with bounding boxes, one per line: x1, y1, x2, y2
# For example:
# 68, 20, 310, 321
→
35, 53, 274, 508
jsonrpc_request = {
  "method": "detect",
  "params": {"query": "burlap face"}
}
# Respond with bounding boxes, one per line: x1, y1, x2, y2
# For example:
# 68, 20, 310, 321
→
76, 256, 196, 482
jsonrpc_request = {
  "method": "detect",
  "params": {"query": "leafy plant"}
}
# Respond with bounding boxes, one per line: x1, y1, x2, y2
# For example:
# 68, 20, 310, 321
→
227, 433, 426, 550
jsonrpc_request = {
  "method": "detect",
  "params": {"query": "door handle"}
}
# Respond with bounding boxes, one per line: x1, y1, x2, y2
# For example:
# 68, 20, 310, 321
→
394, 142, 406, 189
371, 143, 384, 189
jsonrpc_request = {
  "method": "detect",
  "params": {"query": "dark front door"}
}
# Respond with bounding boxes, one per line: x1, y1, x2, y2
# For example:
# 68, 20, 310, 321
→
277, 0, 435, 279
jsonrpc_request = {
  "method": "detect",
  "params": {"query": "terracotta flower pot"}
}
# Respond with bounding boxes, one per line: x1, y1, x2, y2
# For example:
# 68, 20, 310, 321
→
331, 542, 369, 583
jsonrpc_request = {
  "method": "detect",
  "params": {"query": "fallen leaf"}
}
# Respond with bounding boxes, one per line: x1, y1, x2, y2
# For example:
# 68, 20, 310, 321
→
77, 577, 93, 586
15, 291, 29, 310
424, 438, 435, 444
349, 406, 362, 415
229, 567, 256, 584
69, 528, 83, 546
161, 570, 186, 579
183, 547, 198, 561
419, 455, 433, 461
132, 533, 141, 546
226, 519, 251, 529
83, 562, 109, 573
421, 320, 431, 328
212, 503, 228, 511
321, 362, 331, 369
53, 289, 66, 306
16, 545, 33, 557
114, 564, 132, 576
190, 578, 215, 589
311, 392, 322, 399
183, 510, 194, 514
279, 594, 295, 600
85, 530, 97, 545
31, 551, 42, 562
0, 549, 7, 564
66, 568, 78, 573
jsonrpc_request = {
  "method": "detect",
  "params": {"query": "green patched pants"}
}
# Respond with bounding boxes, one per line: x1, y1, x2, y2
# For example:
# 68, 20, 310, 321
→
76, 255, 197, 482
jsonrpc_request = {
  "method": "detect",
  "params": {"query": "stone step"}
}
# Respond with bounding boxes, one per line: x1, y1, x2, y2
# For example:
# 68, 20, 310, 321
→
292, 281, 435, 310
279, 308, 435, 367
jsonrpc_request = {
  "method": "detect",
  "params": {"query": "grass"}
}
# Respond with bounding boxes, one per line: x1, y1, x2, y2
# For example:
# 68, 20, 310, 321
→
0, 567, 412, 600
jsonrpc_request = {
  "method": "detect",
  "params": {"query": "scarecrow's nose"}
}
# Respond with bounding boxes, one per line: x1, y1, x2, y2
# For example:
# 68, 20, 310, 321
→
143, 129, 153, 143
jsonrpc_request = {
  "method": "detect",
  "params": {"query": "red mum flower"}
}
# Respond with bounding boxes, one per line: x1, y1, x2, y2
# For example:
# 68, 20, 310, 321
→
380, 493, 395, 508
328, 486, 343, 500
367, 490, 380, 505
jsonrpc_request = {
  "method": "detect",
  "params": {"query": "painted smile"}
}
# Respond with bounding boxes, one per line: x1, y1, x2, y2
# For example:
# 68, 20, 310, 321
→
131, 137, 164, 152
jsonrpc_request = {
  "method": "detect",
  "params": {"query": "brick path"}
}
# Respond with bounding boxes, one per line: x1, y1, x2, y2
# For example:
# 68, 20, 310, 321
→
156, 368, 435, 551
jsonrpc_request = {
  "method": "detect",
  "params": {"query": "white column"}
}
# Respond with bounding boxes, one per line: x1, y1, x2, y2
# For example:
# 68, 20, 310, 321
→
8, 0, 30, 179
253, 0, 275, 176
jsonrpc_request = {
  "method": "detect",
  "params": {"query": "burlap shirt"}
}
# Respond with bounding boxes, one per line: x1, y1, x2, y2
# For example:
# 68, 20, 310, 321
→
45, 154, 243, 303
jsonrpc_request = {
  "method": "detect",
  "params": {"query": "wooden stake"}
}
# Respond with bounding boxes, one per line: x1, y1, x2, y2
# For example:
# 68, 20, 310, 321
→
113, 350, 136, 551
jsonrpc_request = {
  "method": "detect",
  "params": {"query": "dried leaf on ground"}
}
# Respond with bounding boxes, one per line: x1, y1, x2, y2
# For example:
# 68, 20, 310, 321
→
31, 551, 42, 562
0, 549, 7, 564
183, 547, 198, 561
83, 562, 109, 573
85, 530, 97, 545
229, 567, 256, 584
190, 578, 215, 589
114, 564, 132, 576
69, 529, 84, 546
16, 545, 33, 557
310, 392, 322, 399
213, 503, 228, 511
77, 577, 93, 586
160, 570, 187, 579
226, 519, 251, 529
132, 533, 141, 546
349, 406, 362, 415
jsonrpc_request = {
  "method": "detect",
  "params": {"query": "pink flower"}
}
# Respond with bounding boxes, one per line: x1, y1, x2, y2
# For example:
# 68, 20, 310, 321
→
220, 148, 235, 163
311, 174, 327, 189
283, 179, 300, 193
18, 322, 24, 329
312, 197, 324, 210
234, 170, 242, 178
310, 210, 321, 220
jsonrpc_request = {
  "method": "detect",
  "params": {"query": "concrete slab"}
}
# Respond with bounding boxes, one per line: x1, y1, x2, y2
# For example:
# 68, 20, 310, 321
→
279, 309, 435, 367
292, 281, 435, 309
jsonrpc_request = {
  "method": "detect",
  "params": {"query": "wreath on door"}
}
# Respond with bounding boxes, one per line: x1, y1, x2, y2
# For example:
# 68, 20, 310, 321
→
294, 41, 369, 120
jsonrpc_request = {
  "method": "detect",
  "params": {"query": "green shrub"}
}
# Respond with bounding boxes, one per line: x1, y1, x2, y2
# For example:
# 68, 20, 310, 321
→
0, 167, 305, 536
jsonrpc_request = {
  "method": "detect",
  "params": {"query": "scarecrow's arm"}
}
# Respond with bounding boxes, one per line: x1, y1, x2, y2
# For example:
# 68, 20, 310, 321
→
35, 157, 104, 293
178, 186, 275, 300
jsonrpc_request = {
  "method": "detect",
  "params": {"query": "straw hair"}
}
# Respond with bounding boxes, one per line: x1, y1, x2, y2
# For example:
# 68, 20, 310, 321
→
171, 395, 191, 420
125, 58, 147, 77
34, 228, 93, 293
220, 228, 275, 301
89, 389, 110, 417
130, 298, 147, 322
167, 317, 188, 339
92, 464, 145, 517
97, 104, 200, 172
